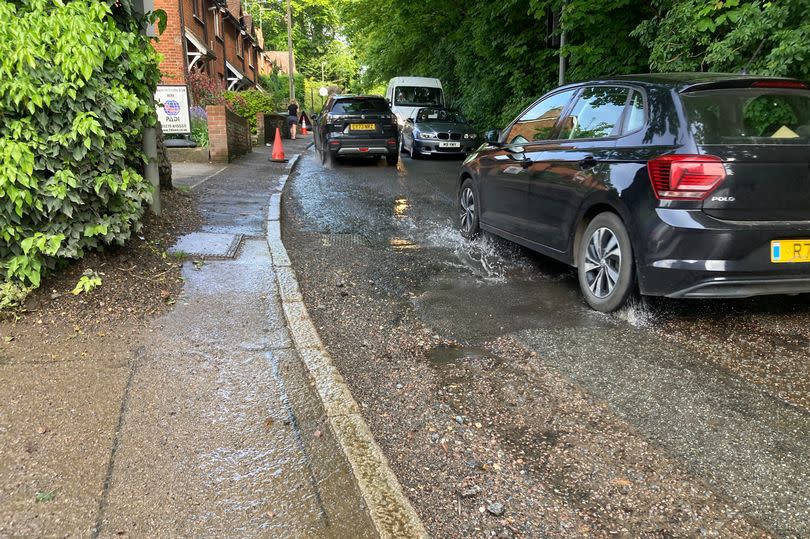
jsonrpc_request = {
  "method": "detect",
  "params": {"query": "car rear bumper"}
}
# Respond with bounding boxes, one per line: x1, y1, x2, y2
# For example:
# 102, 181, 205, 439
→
667, 277, 810, 298
637, 208, 810, 298
327, 135, 398, 156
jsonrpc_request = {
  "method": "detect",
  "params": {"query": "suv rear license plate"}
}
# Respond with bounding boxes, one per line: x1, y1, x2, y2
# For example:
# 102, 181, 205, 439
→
350, 123, 375, 131
439, 141, 460, 148
771, 240, 810, 263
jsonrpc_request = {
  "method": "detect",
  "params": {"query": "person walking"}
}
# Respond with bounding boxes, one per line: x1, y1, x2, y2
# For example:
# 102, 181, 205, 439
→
287, 99, 299, 140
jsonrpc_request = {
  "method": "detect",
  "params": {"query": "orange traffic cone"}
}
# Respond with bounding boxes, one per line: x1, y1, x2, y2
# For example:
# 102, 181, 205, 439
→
270, 127, 288, 162
300, 117, 308, 135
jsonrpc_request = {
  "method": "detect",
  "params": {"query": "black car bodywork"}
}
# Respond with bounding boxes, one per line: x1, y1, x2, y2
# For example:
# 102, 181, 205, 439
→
314, 95, 399, 165
458, 73, 810, 310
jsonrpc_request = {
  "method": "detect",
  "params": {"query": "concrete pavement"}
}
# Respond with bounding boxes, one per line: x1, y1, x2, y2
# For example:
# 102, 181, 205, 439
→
1, 137, 420, 537
96, 140, 382, 537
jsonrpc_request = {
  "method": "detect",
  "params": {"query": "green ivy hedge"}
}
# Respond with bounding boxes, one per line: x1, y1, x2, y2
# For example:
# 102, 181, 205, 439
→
0, 0, 160, 288
224, 90, 277, 135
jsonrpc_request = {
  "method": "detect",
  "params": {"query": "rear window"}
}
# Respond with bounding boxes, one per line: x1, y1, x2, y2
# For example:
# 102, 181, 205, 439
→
331, 98, 389, 114
682, 88, 810, 145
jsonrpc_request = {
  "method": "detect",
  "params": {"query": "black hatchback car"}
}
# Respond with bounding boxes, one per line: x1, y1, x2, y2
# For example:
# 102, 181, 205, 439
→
314, 94, 399, 165
457, 73, 810, 312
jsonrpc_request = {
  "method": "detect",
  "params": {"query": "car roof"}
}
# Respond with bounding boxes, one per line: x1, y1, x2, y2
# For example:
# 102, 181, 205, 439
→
332, 94, 387, 100
558, 72, 808, 92
387, 77, 443, 88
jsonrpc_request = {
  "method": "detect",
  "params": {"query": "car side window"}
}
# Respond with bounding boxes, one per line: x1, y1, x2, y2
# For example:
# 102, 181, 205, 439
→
560, 86, 630, 140
504, 89, 578, 144
622, 90, 645, 133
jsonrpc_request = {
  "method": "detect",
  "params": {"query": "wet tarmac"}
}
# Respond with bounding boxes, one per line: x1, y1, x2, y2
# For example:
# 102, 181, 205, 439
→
285, 149, 810, 536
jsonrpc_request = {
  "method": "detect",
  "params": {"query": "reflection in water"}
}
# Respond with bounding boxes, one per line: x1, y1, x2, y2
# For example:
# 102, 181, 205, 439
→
393, 197, 410, 217
389, 237, 420, 251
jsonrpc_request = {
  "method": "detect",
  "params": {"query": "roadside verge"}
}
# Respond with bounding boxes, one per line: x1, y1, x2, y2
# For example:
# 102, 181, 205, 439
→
267, 149, 428, 539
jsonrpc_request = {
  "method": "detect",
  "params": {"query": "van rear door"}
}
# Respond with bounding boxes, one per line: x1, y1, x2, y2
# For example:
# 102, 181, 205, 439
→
680, 82, 810, 221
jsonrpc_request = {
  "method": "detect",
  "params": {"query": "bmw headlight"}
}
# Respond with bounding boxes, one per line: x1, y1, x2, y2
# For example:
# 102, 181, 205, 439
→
419, 132, 438, 140
464, 133, 477, 140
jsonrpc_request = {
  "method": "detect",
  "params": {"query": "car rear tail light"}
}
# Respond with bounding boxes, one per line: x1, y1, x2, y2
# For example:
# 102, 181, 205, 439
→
751, 80, 808, 89
386, 139, 397, 146
647, 155, 726, 200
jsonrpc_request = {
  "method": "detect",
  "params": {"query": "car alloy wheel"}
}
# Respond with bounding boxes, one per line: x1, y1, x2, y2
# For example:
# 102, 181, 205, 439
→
459, 179, 479, 238
583, 227, 621, 298
577, 212, 634, 312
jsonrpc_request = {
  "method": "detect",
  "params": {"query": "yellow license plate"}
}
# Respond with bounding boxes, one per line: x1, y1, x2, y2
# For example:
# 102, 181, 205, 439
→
350, 123, 375, 131
771, 239, 810, 263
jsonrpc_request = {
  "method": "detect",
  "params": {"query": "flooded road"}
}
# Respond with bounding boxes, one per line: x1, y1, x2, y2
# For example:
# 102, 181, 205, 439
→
283, 149, 809, 537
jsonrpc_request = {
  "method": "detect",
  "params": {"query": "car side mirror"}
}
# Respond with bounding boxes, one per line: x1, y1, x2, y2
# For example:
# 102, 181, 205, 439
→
485, 129, 501, 144
312, 114, 319, 122
406, 118, 414, 124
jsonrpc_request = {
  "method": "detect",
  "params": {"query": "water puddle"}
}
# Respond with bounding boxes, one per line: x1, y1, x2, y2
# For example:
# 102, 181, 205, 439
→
428, 343, 489, 366
388, 237, 421, 251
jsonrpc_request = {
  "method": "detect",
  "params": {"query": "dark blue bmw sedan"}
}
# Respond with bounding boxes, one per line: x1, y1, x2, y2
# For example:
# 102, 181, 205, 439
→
457, 73, 810, 312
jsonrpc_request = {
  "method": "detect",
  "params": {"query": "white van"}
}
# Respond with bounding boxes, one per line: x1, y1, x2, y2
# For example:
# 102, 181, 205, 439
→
386, 77, 445, 126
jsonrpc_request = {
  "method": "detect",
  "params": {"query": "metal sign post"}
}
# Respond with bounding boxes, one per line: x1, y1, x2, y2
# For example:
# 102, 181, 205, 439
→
133, 0, 161, 215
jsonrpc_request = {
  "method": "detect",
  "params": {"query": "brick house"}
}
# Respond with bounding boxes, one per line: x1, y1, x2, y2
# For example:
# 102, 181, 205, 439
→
153, 0, 262, 93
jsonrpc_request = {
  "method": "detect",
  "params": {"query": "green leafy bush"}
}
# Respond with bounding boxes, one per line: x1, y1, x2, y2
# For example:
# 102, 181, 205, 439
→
189, 106, 209, 147
0, 0, 160, 288
224, 90, 277, 134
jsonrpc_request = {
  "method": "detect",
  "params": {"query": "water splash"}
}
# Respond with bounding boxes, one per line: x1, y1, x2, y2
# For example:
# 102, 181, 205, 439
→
613, 297, 657, 328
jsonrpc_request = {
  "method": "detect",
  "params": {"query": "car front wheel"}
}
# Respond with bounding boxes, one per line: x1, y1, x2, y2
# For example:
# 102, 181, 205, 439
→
458, 178, 480, 239
577, 212, 635, 312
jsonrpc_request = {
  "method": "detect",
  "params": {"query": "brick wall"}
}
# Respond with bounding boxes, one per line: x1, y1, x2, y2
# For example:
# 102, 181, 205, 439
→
226, 107, 251, 160
207, 105, 251, 163
182, 0, 206, 44
153, 0, 263, 90
154, 0, 186, 84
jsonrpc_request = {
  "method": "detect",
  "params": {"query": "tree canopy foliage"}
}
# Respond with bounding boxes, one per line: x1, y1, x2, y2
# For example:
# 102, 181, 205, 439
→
244, 0, 358, 88
339, 0, 810, 128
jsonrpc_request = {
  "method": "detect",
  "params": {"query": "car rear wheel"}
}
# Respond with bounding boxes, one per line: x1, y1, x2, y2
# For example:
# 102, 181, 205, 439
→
386, 153, 398, 166
458, 178, 479, 239
577, 213, 635, 312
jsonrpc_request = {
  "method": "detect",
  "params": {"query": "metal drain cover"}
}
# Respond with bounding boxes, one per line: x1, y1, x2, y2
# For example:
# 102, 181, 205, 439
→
169, 232, 243, 258
321, 233, 368, 248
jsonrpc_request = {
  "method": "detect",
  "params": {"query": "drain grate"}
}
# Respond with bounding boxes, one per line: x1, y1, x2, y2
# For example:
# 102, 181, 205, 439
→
169, 232, 243, 259
321, 233, 368, 248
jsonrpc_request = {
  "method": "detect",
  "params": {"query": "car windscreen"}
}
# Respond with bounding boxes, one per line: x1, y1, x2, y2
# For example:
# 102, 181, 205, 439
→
394, 86, 443, 106
331, 98, 389, 114
681, 88, 810, 145
416, 109, 467, 123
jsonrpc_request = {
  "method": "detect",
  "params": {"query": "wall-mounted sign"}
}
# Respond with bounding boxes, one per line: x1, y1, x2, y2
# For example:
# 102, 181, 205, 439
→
155, 85, 191, 134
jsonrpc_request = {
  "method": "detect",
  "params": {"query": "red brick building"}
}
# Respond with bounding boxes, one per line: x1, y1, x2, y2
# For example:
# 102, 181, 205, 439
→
153, 0, 262, 92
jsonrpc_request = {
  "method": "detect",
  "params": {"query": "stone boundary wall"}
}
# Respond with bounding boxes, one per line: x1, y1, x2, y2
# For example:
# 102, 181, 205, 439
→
207, 105, 252, 163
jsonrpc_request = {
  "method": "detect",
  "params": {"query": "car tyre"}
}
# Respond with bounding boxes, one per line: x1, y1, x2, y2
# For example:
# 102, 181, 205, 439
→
386, 153, 398, 166
410, 143, 420, 160
458, 178, 480, 239
577, 212, 635, 313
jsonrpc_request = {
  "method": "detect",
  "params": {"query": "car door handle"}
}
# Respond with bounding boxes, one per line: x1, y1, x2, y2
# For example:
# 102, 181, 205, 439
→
579, 155, 597, 169
520, 157, 533, 169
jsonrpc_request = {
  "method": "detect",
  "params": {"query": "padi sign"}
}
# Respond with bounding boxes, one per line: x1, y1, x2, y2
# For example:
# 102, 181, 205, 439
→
155, 85, 191, 134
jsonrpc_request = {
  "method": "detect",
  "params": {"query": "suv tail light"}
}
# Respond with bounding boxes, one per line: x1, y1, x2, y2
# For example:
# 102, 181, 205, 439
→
647, 155, 726, 200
